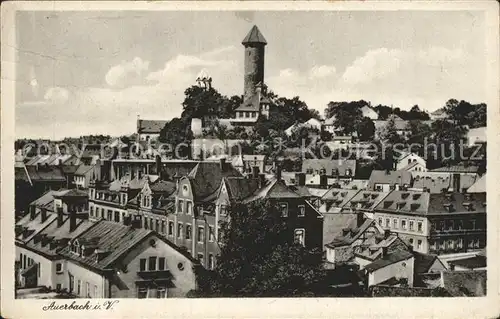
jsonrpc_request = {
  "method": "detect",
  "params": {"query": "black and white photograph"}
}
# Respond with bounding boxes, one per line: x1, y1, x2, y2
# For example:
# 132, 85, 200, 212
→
2, 1, 499, 318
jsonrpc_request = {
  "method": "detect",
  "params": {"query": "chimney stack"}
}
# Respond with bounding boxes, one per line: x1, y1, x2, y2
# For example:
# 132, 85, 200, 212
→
155, 155, 162, 176
57, 207, 64, 227
40, 208, 47, 223
69, 211, 77, 232
252, 166, 260, 178
258, 173, 266, 189
220, 158, 226, 171
296, 173, 306, 186
382, 246, 388, 257
275, 164, 282, 181
30, 206, 36, 220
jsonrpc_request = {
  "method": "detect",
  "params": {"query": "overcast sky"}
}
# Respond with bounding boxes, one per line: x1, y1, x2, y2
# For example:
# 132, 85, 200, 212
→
15, 10, 486, 139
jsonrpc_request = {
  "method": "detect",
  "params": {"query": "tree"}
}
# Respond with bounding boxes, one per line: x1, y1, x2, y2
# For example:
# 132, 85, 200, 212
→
405, 120, 433, 155
357, 117, 375, 142
158, 117, 193, 159
196, 200, 326, 297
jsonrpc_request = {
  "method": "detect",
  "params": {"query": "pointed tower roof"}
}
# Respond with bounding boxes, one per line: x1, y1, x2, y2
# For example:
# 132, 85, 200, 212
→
242, 25, 267, 45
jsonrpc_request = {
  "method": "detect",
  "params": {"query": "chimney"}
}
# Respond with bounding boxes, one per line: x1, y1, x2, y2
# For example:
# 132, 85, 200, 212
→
384, 229, 390, 239
296, 173, 306, 186
29, 206, 36, 220
155, 155, 162, 176
123, 215, 132, 226
452, 174, 460, 192
57, 207, 64, 227
356, 212, 365, 227
275, 164, 282, 181
220, 158, 226, 171
69, 212, 77, 232
320, 175, 328, 189
382, 246, 388, 257
258, 173, 266, 189
251, 166, 260, 178
40, 209, 47, 223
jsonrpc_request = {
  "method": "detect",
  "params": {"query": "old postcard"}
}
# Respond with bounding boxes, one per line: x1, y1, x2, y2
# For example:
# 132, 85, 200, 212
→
1, 1, 499, 318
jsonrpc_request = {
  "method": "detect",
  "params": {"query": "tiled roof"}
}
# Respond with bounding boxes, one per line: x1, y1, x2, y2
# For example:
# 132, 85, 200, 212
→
413, 251, 440, 274
302, 159, 357, 176
26, 217, 95, 257
187, 161, 242, 201
59, 220, 151, 271
441, 270, 486, 297
427, 192, 486, 215
25, 166, 66, 182
367, 170, 412, 189
75, 165, 95, 176
150, 180, 176, 195
224, 177, 261, 201
288, 186, 328, 198
29, 190, 65, 208
412, 173, 451, 193
242, 25, 267, 45
355, 234, 408, 261
348, 190, 391, 212
319, 188, 360, 213
243, 178, 300, 202
326, 218, 380, 248
448, 255, 486, 269
430, 165, 479, 173
61, 165, 80, 174
374, 189, 430, 215
54, 188, 88, 198
363, 249, 413, 272
235, 93, 261, 112
137, 119, 169, 134
16, 213, 58, 243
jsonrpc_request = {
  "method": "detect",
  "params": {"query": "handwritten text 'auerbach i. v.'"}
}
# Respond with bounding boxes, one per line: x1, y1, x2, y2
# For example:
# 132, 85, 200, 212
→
42, 300, 119, 311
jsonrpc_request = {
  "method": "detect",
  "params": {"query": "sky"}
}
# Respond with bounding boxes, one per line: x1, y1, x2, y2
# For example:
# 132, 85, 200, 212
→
14, 10, 486, 139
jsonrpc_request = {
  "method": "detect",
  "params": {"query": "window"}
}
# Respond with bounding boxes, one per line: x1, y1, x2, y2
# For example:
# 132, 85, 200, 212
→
161, 221, 166, 234
138, 287, 148, 299
280, 203, 288, 217
401, 220, 407, 229
177, 199, 183, 213
140, 258, 146, 271
294, 229, 305, 246
186, 224, 192, 240
186, 201, 193, 215
177, 223, 183, 239
168, 221, 174, 236
94, 285, 98, 298
393, 219, 398, 229
56, 262, 63, 273
144, 218, 149, 230
96, 207, 100, 218
470, 219, 476, 229
220, 205, 227, 216
417, 240, 422, 250
385, 218, 390, 228
417, 221, 423, 233
298, 205, 305, 217
217, 226, 222, 243
155, 219, 160, 232
86, 282, 90, 298
409, 221, 414, 231
209, 254, 215, 270
157, 287, 166, 298
457, 238, 464, 248
209, 226, 215, 242
198, 226, 205, 243
378, 218, 382, 225
114, 211, 120, 222
56, 284, 62, 291
148, 257, 157, 271
38, 262, 41, 277
158, 257, 166, 270
107, 210, 112, 221
198, 253, 204, 266
409, 238, 414, 246
90, 206, 94, 217
150, 219, 154, 230
77, 279, 81, 296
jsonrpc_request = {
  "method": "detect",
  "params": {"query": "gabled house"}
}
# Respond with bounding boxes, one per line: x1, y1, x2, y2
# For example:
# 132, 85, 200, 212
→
395, 152, 427, 172
367, 170, 413, 192
136, 118, 169, 141
58, 220, 198, 298
302, 159, 356, 188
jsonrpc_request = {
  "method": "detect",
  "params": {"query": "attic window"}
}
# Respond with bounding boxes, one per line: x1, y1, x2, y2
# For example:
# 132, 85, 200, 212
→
401, 192, 410, 199
363, 193, 370, 199
371, 194, 379, 199
340, 192, 347, 197
412, 193, 421, 200
443, 203, 454, 212
383, 201, 393, 209
410, 203, 421, 211
463, 203, 474, 211
397, 202, 406, 210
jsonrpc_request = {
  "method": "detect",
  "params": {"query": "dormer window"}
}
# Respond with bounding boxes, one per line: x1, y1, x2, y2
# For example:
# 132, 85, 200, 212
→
412, 193, 421, 200
397, 202, 406, 210
443, 203, 454, 212
401, 192, 410, 199
383, 201, 393, 209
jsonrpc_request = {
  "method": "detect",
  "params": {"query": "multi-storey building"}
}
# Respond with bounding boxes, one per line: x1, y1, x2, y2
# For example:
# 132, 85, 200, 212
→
373, 190, 486, 255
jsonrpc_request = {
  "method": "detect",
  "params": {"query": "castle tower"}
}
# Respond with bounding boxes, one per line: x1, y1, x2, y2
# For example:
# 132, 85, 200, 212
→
242, 25, 267, 100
